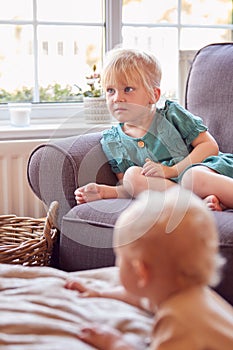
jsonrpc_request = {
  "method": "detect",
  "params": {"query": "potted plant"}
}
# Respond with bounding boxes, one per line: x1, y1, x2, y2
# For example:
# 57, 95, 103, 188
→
83, 65, 111, 123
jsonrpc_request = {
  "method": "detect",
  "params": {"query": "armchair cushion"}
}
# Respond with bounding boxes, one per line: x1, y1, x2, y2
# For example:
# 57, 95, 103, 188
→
185, 42, 233, 153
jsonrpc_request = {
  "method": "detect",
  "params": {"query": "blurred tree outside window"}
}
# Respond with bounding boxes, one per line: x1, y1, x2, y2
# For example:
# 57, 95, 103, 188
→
122, 0, 233, 102
0, 0, 232, 105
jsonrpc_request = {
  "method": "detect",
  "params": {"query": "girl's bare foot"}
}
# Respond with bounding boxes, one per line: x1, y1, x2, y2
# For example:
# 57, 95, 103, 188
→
203, 195, 224, 211
74, 183, 102, 204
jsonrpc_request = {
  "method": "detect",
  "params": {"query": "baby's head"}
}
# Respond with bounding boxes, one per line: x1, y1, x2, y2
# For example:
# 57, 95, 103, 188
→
101, 48, 162, 103
114, 188, 223, 299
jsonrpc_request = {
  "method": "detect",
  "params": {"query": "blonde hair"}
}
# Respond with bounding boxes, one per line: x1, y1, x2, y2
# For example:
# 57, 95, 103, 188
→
114, 188, 224, 288
101, 48, 162, 101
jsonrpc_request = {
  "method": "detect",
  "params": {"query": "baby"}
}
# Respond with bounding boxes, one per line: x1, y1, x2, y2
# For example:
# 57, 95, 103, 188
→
66, 188, 233, 349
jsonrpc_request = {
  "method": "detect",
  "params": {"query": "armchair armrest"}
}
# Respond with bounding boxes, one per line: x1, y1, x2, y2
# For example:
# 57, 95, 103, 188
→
27, 132, 117, 228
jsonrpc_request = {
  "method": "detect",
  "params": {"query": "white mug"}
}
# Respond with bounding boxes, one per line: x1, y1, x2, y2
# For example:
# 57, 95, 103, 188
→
8, 103, 31, 127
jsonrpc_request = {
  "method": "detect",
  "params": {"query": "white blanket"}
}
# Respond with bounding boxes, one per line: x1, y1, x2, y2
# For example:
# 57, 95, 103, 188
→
0, 264, 153, 349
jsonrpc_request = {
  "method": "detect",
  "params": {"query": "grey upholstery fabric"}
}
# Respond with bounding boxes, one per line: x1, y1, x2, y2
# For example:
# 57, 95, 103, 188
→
185, 43, 233, 153
185, 43, 233, 304
60, 197, 133, 270
27, 133, 117, 228
27, 43, 233, 305
212, 210, 233, 304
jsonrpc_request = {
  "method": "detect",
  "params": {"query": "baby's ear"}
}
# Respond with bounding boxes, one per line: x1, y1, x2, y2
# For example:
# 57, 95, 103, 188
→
132, 259, 149, 288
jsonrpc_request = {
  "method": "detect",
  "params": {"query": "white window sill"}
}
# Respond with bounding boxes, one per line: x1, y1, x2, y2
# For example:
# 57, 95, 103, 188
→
0, 103, 114, 140
0, 118, 114, 140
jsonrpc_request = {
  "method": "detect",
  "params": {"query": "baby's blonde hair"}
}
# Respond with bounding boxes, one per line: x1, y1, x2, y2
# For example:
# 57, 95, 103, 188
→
101, 48, 162, 101
114, 188, 224, 288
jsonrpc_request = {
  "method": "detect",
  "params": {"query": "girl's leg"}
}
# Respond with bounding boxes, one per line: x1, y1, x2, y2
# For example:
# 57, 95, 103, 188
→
181, 165, 233, 210
123, 166, 177, 197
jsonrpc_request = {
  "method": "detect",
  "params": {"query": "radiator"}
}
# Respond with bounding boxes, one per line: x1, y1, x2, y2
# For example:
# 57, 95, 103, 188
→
0, 139, 47, 218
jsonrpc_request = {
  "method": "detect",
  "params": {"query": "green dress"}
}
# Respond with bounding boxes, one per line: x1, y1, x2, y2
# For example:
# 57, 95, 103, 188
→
100, 100, 233, 183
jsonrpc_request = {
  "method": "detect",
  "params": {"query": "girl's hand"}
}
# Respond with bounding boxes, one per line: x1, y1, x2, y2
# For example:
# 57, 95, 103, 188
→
65, 279, 101, 298
142, 158, 174, 179
74, 183, 103, 204
78, 324, 135, 350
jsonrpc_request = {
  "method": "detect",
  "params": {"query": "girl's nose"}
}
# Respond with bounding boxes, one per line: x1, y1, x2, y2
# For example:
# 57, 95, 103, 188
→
113, 90, 125, 103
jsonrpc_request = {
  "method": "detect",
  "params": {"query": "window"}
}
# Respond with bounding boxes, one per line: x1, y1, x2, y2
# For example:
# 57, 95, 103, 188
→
57, 42, 63, 56
121, 0, 233, 103
42, 41, 49, 55
0, 0, 232, 109
0, 0, 111, 104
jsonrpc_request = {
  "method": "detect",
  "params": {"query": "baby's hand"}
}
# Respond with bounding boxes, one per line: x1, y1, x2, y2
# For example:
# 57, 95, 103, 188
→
78, 324, 135, 350
74, 183, 102, 204
65, 279, 100, 298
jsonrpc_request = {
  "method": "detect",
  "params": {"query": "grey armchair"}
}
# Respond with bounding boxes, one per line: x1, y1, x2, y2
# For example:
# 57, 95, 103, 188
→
28, 43, 233, 305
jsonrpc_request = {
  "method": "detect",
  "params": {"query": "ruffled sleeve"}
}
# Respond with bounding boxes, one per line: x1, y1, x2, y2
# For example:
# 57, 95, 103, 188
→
163, 100, 208, 146
101, 126, 134, 174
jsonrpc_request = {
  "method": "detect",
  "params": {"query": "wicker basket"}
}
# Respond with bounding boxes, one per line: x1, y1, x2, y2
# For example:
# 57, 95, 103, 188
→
0, 201, 59, 266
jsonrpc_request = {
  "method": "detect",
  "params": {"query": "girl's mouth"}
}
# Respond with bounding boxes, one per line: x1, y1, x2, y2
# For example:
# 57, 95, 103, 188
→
113, 104, 128, 113
114, 107, 127, 112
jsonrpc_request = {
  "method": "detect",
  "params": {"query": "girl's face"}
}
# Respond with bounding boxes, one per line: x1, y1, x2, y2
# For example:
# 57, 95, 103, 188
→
105, 81, 158, 124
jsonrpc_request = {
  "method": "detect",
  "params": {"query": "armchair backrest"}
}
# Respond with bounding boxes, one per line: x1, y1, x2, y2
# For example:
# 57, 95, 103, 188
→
185, 43, 233, 154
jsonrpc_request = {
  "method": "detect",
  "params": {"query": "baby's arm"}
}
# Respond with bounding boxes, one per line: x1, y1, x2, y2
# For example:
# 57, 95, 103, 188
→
66, 280, 152, 349
77, 324, 141, 350
65, 280, 152, 313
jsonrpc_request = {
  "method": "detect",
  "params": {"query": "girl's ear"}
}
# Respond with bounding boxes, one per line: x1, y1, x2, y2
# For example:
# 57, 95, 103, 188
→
132, 259, 149, 288
149, 87, 161, 104
155, 87, 161, 102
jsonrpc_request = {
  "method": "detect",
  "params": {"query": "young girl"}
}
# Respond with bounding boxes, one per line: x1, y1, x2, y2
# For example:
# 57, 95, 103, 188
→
75, 48, 233, 211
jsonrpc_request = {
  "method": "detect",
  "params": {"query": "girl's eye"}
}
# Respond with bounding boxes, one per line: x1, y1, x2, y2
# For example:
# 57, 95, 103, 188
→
106, 87, 115, 94
124, 86, 134, 93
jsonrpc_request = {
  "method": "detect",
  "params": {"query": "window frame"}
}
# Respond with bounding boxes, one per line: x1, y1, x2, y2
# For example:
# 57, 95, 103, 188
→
0, 0, 232, 123
0, 0, 122, 121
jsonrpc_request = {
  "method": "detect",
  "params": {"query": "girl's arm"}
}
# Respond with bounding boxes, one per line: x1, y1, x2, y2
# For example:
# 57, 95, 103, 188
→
171, 130, 219, 177
142, 131, 219, 179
